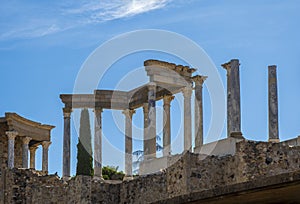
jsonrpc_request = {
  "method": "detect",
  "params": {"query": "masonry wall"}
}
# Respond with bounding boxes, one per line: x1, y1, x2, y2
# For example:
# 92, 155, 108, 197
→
1, 140, 300, 204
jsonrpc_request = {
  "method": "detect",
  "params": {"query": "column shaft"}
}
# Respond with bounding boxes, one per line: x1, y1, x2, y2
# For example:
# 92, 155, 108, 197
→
6, 131, 17, 169
147, 83, 156, 159
42, 141, 51, 172
183, 87, 192, 151
22, 137, 31, 168
94, 108, 103, 178
123, 109, 135, 176
143, 103, 149, 158
29, 146, 38, 169
222, 59, 241, 137
268, 65, 279, 142
63, 108, 72, 177
163, 95, 174, 157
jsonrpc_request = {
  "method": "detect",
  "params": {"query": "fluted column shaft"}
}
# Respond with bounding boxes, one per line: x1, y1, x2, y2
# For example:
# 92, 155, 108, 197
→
6, 131, 18, 169
123, 109, 135, 177
94, 108, 103, 178
182, 87, 193, 151
42, 141, 51, 172
163, 95, 174, 157
29, 146, 38, 169
268, 65, 279, 142
63, 108, 72, 178
22, 137, 32, 168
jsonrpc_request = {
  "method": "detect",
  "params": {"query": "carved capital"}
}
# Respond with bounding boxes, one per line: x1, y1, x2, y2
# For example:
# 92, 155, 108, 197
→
182, 87, 193, 98
148, 82, 156, 91
63, 108, 72, 118
94, 107, 103, 114
42, 141, 52, 149
192, 75, 208, 85
29, 145, 38, 153
122, 109, 136, 119
22, 136, 32, 145
6, 131, 18, 140
163, 95, 175, 106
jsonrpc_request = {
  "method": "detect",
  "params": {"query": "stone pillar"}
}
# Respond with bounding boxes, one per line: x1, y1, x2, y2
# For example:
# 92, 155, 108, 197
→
147, 82, 157, 159
122, 109, 135, 177
29, 146, 38, 169
222, 59, 242, 137
193, 76, 207, 149
63, 108, 72, 178
6, 131, 18, 169
182, 86, 193, 151
94, 108, 103, 178
22, 137, 32, 168
268, 65, 280, 142
143, 103, 149, 159
42, 141, 51, 173
163, 95, 174, 157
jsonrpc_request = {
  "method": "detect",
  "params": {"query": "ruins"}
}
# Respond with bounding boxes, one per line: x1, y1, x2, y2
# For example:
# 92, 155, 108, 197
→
1, 59, 300, 203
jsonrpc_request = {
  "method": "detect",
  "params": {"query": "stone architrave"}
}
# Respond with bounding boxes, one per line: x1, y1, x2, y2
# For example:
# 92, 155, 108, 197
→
6, 131, 18, 169
193, 75, 207, 149
222, 59, 241, 137
29, 146, 38, 169
42, 141, 51, 172
122, 109, 135, 177
94, 108, 103, 179
147, 83, 157, 159
268, 65, 279, 142
163, 95, 174, 157
182, 86, 193, 151
63, 108, 72, 178
22, 137, 32, 168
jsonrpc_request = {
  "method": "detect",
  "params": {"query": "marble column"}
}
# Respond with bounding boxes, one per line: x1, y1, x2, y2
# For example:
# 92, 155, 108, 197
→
22, 137, 32, 168
182, 86, 193, 151
122, 109, 135, 177
193, 76, 207, 149
143, 103, 149, 159
268, 65, 279, 142
163, 95, 174, 157
94, 108, 103, 178
222, 59, 241, 137
63, 108, 72, 178
147, 82, 157, 159
29, 146, 38, 169
6, 131, 18, 169
42, 141, 51, 172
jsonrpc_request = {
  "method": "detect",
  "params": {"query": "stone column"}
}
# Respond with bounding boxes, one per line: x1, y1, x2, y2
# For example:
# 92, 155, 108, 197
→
6, 131, 18, 169
22, 137, 32, 168
94, 108, 103, 178
163, 95, 174, 157
147, 83, 157, 159
193, 75, 207, 149
42, 141, 51, 173
29, 146, 38, 169
222, 59, 242, 137
143, 103, 149, 159
182, 86, 193, 151
122, 109, 135, 177
63, 108, 72, 178
268, 65, 279, 142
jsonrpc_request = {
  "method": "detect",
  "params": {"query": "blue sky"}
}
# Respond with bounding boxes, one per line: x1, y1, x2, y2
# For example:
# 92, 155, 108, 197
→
1, 0, 300, 176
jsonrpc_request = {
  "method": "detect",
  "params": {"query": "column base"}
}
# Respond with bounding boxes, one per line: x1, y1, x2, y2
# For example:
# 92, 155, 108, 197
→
269, 138, 280, 143
62, 176, 71, 182
123, 176, 134, 181
93, 176, 104, 181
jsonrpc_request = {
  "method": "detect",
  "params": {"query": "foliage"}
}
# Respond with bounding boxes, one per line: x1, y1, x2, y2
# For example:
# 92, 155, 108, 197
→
102, 166, 125, 180
76, 109, 93, 176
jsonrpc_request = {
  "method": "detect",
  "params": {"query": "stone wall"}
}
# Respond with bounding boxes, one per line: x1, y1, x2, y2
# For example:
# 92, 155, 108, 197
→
1, 140, 300, 204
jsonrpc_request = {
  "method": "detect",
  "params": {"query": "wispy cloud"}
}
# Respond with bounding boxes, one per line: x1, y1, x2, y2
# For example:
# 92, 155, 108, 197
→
0, 0, 172, 41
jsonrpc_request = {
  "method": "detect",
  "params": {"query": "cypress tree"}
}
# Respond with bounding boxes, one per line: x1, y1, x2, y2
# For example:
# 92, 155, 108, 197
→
76, 109, 93, 176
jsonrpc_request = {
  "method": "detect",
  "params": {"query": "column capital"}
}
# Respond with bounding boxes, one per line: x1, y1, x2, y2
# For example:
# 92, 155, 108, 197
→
22, 136, 32, 145
42, 141, 51, 149
182, 86, 193, 98
29, 145, 38, 152
63, 108, 72, 117
6, 131, 18, 140
163, 95, 175, 105
147, 82, 156, 90
122, 109, 136, 118
221, 59, 240, 70
94, 107, 103, 114
192, 75, 208, 86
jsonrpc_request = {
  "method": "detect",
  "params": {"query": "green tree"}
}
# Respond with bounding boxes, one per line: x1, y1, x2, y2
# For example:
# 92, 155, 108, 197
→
102, 166, 125, 180
76, 109, 93, 176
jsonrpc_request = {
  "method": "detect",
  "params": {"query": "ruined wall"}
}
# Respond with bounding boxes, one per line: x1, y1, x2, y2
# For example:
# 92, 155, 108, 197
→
1, 140, 300, 204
